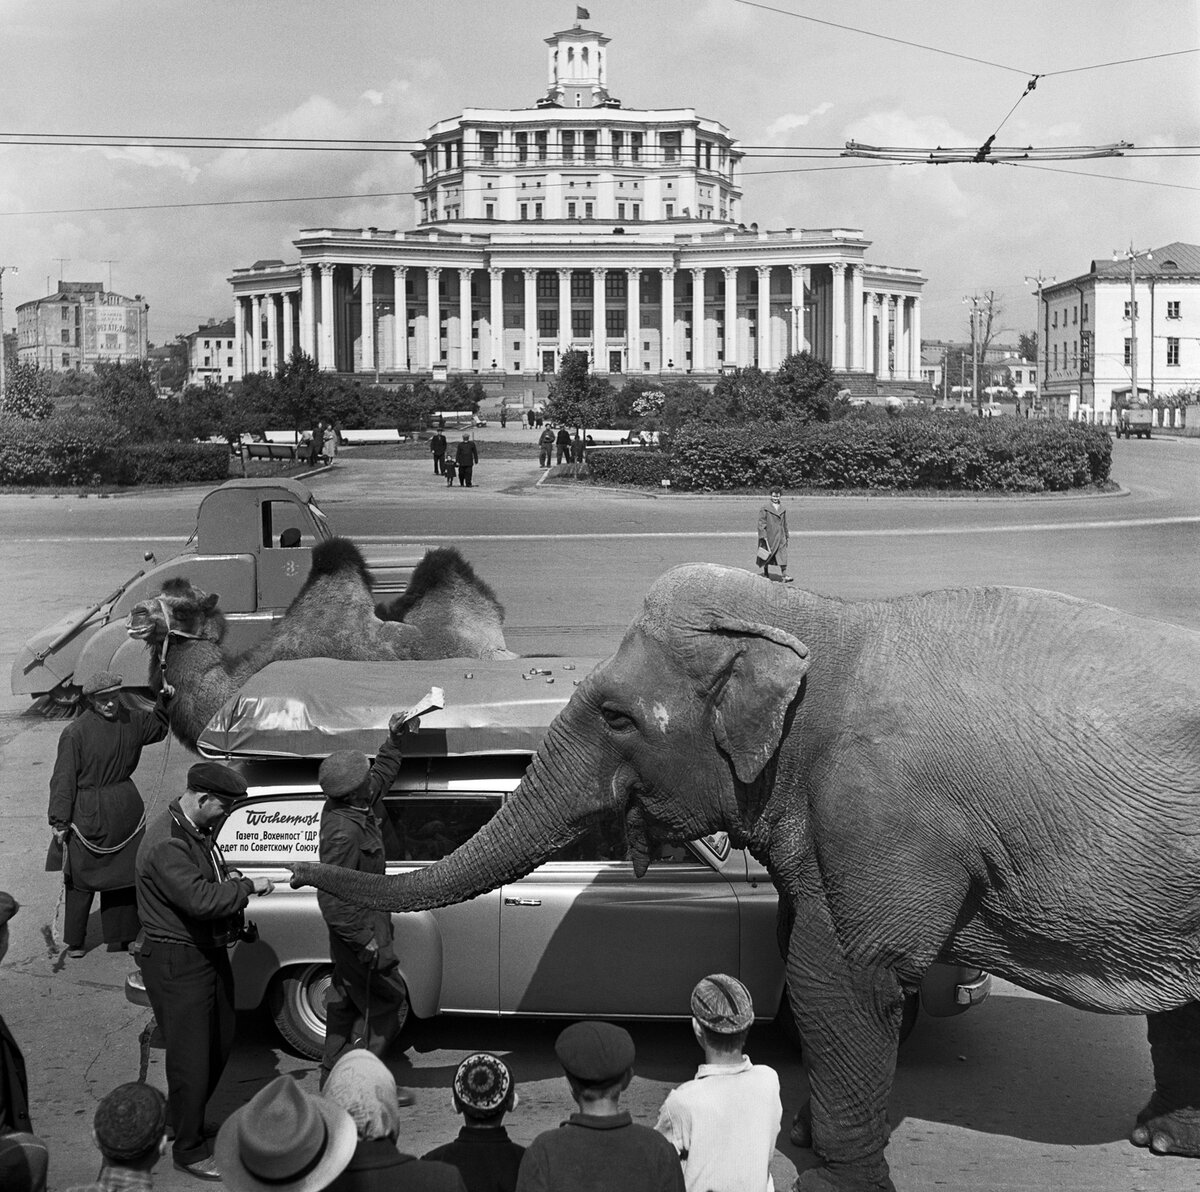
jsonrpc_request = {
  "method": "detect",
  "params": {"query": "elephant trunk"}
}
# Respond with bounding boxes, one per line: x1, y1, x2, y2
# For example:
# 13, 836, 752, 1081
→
290, 708, 617, 912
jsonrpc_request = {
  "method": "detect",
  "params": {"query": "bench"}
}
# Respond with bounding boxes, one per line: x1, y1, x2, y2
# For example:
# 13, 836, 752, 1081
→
261, 430, 301, 445
245, 442, 297, 461
337, 428, 405, 445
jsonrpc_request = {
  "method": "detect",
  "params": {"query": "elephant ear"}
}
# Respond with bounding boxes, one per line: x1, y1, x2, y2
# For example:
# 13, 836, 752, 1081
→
707, 616, 811, 784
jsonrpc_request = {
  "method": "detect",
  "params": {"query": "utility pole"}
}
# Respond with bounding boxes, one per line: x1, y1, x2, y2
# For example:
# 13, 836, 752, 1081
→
0, 263, 17, 405
1024, 271, 1054, 416
1114, 244, 1153, 408
963, 294, 982, 413
101, 259, 118, 291
53, 258, 70, 284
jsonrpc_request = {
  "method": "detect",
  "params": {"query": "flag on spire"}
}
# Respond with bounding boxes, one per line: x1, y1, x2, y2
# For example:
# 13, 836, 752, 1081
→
576, 6, 590, 20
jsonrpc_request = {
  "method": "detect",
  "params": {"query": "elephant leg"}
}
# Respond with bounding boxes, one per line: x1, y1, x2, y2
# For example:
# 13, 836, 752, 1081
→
787, 893, 901, 1192
1131, 1002, 1200, 1156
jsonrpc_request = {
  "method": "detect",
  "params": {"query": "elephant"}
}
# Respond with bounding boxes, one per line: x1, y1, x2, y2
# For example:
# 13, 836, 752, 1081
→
291, 562, 1200, 1191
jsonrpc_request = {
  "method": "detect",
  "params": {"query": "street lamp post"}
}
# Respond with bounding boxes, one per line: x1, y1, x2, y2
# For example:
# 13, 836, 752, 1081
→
1114, 244, 1152, 410
0, 264, 18, 405
1025, 271, 1053, 417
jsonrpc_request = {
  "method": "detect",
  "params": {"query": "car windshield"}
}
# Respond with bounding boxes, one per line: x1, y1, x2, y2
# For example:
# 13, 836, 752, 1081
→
307, 499, 333, 541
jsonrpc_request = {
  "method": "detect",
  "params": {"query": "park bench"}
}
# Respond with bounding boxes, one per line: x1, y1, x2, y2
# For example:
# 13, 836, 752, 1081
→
337, 428, 405, 445
245, 442, 297, 461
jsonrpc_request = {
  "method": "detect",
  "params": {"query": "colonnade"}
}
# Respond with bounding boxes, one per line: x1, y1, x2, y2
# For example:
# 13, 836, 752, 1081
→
235, 261, 922, 381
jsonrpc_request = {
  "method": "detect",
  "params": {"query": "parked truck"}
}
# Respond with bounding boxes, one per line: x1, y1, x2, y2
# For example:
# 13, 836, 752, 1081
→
11, 477, 430, 711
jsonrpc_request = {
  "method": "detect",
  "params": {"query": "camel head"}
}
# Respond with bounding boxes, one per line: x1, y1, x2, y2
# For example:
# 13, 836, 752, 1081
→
127, 578, 228, 647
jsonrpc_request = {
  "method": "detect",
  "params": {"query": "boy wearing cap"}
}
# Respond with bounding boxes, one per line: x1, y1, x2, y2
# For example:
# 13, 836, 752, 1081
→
317, 713, 418, 1083
423, 1053, 525, 1192
654, 975, 781, 1192
48, 671, 170, 956
135, 762, 275, 1181
61, 1082, 169, 1192
516, 1021, 684, 1192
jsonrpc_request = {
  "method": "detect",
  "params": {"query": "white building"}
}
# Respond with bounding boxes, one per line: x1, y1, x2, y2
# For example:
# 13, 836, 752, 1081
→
230, 22, 925, 384
17, 281, 150, 372
185, 318, 238, 386
1041, 242, 1200, 420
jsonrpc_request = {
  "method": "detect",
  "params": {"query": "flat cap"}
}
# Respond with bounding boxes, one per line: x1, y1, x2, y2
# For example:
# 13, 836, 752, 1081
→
0, 892, 18, 927
93, 1082, 168, 1163
187, 762, 248, 800
319, 750, 371, 799
691, 973, 754, 1033
453, 1053, 513, 1116
554, 1021, 635, 1084
82, 671, 123, 697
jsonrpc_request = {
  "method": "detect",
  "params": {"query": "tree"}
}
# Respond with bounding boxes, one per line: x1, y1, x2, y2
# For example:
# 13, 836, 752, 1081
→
711, 365, 774, 421
544, 350, 615, 429
1017, 331, 1038, 362
1, 361, 53, 420
153, 336, 190, 394
271, 349, 329, 438
93, 360, 170, 441
773, 352, 844, 422
443, 374, 472, 411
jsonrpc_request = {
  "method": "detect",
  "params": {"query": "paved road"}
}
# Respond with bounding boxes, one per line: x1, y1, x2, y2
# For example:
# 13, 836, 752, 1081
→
1, 433, 1198, 1189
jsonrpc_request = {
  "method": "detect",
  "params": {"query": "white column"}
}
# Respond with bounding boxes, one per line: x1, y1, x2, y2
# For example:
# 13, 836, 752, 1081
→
298, 268, 313, 357
830, 262, 846, 371
849, 264, 864, 371
523, 269, 537, 370
426, 267, 441, 369
489, 268, 504, 370
886, 296, 898, 380
909, 297, 921, 381
592, 268, 606, 371
756, 266, 771, 369
458, 268, 473, 371
557, 268, 572, 360
319, 264, 335, 370
281, 293, 294, 363
691, 268, 705, 371
262, 295, 276, 373
723, 267, 738, 367
897, 297, 909, 380
626, 269, 641, 371
360, 266, 375, 372
233, 296, 246, 379
662, 267, 676, 369
863, 293, 875, 375
392, 267, 408, 371
789, 266, 805, 359
251, 295, 263, 374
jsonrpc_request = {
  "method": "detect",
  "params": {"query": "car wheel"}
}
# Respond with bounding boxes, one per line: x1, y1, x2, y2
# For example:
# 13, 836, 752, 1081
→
268, 963, 411, 1061
775, 990, 920, 1055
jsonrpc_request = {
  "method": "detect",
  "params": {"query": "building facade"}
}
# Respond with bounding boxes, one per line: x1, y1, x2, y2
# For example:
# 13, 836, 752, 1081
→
186, 318, 238, 387
1041, 242, 1200, 420
230, 23, 925, 384
16, 282, 150, 372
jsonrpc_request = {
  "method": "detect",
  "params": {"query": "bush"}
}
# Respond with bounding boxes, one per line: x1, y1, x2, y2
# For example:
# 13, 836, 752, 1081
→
585, 447, 671, 487
667, 417, 1111, 493
114, 443, 230, 486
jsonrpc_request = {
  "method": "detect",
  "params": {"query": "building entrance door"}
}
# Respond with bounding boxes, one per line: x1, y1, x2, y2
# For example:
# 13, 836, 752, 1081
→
609, 350, 623, 373
541, 350, 556, 373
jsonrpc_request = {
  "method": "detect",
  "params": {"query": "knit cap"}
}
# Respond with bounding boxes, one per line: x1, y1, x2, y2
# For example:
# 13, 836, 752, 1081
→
691, 973, 754, 1033
453, 1053, 513, 1116
93, 1082, 168, 1163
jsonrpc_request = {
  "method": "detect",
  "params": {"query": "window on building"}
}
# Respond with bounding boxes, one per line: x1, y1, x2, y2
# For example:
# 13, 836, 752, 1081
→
1167, 337, 1180, 366
605, 274, 626, 300
520, 203, 528, 220
485, 202, 495, 219
1053, 345, 1058, 370
61, 306, 70, 320
612, 131, 623, 161
571, 273, 591, 300
535, 202, 543, 219
665, 203, 674, 218
606, 309, 626, 335
62, 353, 70, 367
567, 201, 577, 218
61, 328, 70, 343
617, 202, 626, 220
630, 132, 642, 162
1052, 311, 1058, 328
1123, 339, 1131, 366
1167, 300, 1181, 319
583, 130, 597, 161
227, 357, 233, 368
662, 131, 681, 162
1083, 302, 1089, 322
537, 273, 556, 299
538, 309, 557, 335
631, 203, 640, 220
1072, 307, 1077, 324
203, 355, 210, 366
535, 130, 548, 160
479, 131, 498, 164
204, 339, 210, 348
572, 310, 592, 336
562, 130, 575, 162
584, 201, 594, 218
516, 132, 528, 162
1123, 301, 1139, 319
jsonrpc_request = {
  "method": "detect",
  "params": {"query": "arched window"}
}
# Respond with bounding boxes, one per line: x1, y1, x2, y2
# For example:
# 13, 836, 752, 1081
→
582, 46, 589, 69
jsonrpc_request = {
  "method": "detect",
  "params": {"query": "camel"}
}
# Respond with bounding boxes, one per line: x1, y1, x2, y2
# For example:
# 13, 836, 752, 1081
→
127, 537, 516, 751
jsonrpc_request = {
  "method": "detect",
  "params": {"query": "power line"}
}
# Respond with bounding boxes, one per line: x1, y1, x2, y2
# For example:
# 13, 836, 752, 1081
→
1000, 160, 1200, 193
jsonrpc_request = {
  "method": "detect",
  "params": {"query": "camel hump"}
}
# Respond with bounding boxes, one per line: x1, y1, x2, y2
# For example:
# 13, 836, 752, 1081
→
309, 537, 373, 588
380, 547, 503, 622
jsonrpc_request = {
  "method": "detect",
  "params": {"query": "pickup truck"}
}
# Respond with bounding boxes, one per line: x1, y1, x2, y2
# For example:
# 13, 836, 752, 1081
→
11, 477, 430, 710
1115, 405, 1153, 439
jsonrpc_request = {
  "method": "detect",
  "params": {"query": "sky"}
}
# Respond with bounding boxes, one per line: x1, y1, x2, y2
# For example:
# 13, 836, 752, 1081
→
1, 0, 1196, 346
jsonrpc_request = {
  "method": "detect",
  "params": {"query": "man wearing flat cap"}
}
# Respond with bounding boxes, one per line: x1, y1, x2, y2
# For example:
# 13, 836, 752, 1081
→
48, 671, 171, 957
516, 1021, 684, 1192
316, 710, 420, 1084
654, 974, 781, 1192
135, 761, 275, 1181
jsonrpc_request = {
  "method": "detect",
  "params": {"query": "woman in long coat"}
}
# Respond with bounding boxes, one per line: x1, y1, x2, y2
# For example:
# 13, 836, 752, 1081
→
48, 672, 169, 956
756, 487, 793, 582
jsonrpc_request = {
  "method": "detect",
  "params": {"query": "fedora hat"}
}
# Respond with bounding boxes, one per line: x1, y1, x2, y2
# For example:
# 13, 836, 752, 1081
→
215, 1076, 356, 1192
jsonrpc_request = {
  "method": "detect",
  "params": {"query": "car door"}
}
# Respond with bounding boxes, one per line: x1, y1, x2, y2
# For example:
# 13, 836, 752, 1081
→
498, 826, 741, 1018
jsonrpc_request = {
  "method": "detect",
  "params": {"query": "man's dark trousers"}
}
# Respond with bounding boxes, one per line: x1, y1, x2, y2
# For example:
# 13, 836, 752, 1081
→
433, 453, 444, 475
322, 933, 408, 1078
140, 939, 235, 1166
458, 466, 473, 487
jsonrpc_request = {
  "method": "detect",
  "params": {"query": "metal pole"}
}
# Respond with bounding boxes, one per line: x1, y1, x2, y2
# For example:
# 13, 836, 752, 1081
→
0, 264, 17, 405
1128, 246, 1138, 405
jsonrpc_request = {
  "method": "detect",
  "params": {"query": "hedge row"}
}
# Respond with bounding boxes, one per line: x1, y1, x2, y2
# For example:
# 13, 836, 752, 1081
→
585, 448, 672, 487
0, 414, 229, 486
668, 418, 1112, 493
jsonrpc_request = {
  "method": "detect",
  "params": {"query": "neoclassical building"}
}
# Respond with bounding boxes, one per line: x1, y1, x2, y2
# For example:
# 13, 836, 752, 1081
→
230, 22, 925, 384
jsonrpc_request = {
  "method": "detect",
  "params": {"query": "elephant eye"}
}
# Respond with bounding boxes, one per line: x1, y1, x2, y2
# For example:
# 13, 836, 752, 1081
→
600, 705, 636, 732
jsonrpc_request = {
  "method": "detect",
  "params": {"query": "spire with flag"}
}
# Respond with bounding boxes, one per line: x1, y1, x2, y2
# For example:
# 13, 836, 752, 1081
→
576, 6, 590, 21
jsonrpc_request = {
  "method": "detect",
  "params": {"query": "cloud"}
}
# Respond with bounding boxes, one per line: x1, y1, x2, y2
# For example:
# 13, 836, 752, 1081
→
78, 144, 200, 184
761, 103, 834, 144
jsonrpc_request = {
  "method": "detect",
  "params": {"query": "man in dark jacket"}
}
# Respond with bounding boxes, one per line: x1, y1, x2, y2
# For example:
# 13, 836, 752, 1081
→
455, 433, 479, 488
317, 712, 419, 1084
430, 430, 448, 475
537, 426, 555, 467
49, 671, 170, 957
554, 426, 572, 465
135, 762, 274, 1181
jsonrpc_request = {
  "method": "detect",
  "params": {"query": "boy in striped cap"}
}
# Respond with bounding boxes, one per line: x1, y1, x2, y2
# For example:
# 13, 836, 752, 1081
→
654, 974, 782, 1192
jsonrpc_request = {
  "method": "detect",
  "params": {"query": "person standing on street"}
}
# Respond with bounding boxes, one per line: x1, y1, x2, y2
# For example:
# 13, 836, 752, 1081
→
456, 433, 479, 488
135, 762, 275, 1182
316, 712, 420, 1085
756, 488, 792, 583
554, 426, 572, 465
537, 426, 555, 468
431, 429, 448, 475
49, 671, 170, 957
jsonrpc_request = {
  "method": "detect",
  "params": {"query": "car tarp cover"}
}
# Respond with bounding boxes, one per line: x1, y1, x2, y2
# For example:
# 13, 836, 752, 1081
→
196, 657, 598, 760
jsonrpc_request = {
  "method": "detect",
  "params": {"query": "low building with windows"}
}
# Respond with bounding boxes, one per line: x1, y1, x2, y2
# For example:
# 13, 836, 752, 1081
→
16, 281, 150, 372
186, 318, 238, 386
230, 22, 925, 386
1040, 242, 1200, 420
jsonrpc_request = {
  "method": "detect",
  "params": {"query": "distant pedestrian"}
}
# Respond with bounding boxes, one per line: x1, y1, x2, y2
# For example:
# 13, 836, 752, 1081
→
555, 427, 571, 465
500, 408, 508, 429
534, 411, 544, 429
431, 430, 448, 475
60, 1082, 169, 1192
537, 427, 555, 468
515, 1022, 684, 1192
526, 410, 535, 430
444, 455, 457, 487
572, 432, 585, 465
456, 433, 479, 488
756, 488, 792, 582
655, 975, 781, 1192
309, 423, 325, 467
424, 1053, 525, 1192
